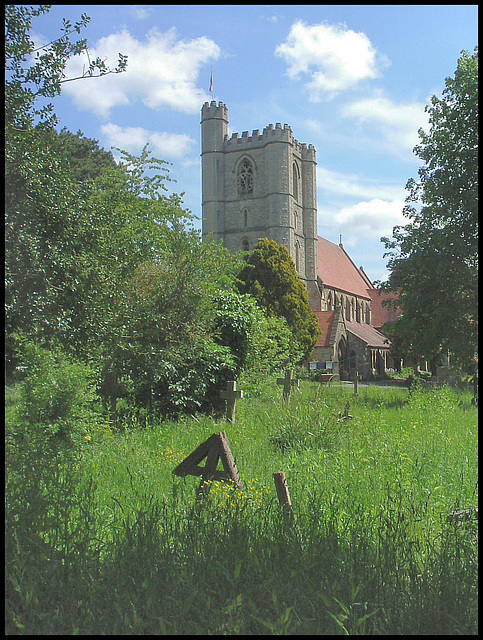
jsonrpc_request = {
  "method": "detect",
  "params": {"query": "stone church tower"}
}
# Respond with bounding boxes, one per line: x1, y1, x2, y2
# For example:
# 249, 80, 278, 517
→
201, 100, 320, 308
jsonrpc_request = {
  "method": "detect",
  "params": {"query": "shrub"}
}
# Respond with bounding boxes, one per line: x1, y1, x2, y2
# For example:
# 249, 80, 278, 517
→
16, 341, 99, 443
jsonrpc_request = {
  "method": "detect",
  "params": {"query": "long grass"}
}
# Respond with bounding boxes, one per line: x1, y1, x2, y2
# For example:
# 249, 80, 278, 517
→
5, 380, 478, 634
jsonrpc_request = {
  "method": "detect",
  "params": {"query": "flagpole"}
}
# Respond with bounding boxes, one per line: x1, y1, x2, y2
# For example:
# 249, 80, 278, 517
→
209, 68, 214, 101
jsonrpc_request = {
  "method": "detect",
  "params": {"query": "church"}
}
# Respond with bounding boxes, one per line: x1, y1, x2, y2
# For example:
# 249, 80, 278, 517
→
201, 100, 395, 380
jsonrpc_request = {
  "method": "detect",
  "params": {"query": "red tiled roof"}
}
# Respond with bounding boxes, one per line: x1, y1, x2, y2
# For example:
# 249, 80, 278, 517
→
368, 288, 401, 329
317, 237, 371, 299
345, 321, 391, 348
313, 311, 336, 348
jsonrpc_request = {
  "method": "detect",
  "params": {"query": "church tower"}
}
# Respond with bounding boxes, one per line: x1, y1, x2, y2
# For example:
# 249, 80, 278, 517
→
201, 101, 320, 308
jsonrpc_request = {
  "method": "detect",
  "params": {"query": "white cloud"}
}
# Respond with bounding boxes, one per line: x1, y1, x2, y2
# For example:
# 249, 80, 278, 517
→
334, 198, 406, 239
100, 123, 195, 160
317, 166, 406, 201
341, 91, 428, 156
129, 5, 152, 20
62, 27, 220, 117
261, 14, 281, 24
275, 20, 386, 101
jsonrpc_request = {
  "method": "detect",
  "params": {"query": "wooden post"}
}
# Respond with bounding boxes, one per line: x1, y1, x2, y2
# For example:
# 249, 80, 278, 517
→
220, 380, 243, 422
277, 369, 299, 400
273, 471, 292, 510
273, 472, 304, 546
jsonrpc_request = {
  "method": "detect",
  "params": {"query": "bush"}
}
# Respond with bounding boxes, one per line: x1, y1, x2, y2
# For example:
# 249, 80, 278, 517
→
16, 341, 99, 443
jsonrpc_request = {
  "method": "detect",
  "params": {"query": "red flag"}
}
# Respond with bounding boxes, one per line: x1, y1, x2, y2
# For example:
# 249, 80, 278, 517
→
209, 70, 213, 94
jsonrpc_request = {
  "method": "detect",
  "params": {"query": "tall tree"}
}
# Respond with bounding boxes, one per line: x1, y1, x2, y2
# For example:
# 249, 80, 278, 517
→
236, 238, 320, 362
380, 48, 478, 369
5, 6, 126, 371
5, 5, 127, 370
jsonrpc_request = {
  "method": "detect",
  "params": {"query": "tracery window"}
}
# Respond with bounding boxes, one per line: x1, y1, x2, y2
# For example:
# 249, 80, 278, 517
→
237, 159, 254, 195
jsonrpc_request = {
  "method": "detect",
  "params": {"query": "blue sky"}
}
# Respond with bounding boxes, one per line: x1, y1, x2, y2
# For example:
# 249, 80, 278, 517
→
29, 4, 478, 282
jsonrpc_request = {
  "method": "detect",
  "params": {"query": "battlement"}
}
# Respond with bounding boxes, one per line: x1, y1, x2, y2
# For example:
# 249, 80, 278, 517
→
301, 143, 317, 162
201, 100, 228, 122
224, 121, 315, 154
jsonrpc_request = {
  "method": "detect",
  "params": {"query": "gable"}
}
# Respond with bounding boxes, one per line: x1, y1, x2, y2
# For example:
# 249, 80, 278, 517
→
317, 237, 371, 300
313, 311, 336, 348
346, 321, 391, 348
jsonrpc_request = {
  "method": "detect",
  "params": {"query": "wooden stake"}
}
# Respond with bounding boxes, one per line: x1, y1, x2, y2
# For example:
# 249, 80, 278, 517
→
273, 471, 292, 509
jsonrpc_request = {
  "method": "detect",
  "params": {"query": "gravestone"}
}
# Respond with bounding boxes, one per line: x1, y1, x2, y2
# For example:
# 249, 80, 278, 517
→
220, 380, 243, 422
353, 371, 360, 396
277, 369, 299, 399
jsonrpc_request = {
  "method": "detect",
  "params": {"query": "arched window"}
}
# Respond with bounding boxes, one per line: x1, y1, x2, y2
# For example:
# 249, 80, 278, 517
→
293, 162, 300, 202
327, 291, 333, 311
243, 208, 248, 229
241, 238, 249, 252
365, 303, 371, 325
237, 158, 254, 196
295, 241, 300, 272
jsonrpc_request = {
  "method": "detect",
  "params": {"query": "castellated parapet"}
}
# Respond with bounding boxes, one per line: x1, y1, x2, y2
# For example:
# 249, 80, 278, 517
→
201, 101, 320, 309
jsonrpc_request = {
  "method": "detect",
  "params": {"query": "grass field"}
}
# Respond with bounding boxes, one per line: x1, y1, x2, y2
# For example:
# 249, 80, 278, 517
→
5, 378, 478, 634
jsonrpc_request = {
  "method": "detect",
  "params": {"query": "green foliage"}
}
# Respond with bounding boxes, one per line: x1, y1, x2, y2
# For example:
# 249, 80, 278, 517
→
236, 238, 319, 361
381, 48, 478, 369
5, 6, 126, 371
4, 5, 249, 420
5, 381, 478, 634
212, 290, 259, 373
106, 197, 241, 417
5, 123, 85, 366
212, 289, 298, 383
53, 127, 118, 183
5, 5, 127, 130
244, 314, 296, 381
16, 341, 99, 443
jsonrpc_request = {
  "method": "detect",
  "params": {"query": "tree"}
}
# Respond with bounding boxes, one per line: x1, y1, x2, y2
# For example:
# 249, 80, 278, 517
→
236, 238, 320, 362
5, 5, 127, 130
54, 128, 118, 183
5, 6, 127, 373
380, 48, 478, 370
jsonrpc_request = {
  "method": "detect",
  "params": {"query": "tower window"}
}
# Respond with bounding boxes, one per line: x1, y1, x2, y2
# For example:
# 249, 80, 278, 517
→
243, 208, 248, 229
241, 238, 249, 252
293, 162, 300, 202
237, 159, 254, 195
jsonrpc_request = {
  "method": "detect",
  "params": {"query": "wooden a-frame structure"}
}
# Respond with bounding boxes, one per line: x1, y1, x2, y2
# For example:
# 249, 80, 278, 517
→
172, 431, 242, 491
